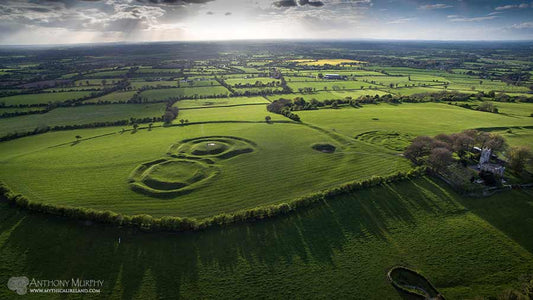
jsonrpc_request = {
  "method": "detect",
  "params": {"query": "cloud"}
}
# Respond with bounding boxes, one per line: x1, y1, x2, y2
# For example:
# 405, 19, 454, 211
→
206, 11, 214, 15
273, 0, 297, 7
511, 22, 533, 29
495, 3, 530, 10
273, 0, 324, 8
224, 11, 232, 15
299, 0, 324, 7
387, 18, 413, 24
449, 16, 497, 22
418, 3, 453, 10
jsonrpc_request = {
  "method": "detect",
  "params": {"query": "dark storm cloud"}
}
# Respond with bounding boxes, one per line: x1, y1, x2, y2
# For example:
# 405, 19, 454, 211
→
273, 0, 297, 7
273, 0, 324, 8
299, 0, 324, 7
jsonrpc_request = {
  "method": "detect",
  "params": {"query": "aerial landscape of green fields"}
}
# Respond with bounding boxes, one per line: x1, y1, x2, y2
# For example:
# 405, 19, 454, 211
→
1, 0, 533, 299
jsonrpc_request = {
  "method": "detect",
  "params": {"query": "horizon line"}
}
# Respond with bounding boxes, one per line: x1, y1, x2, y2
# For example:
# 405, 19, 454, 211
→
2, 37, 533, 48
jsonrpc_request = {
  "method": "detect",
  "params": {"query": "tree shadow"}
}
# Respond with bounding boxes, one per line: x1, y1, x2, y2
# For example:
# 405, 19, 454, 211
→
0, 178, 468, 298
453, 187, 533, 253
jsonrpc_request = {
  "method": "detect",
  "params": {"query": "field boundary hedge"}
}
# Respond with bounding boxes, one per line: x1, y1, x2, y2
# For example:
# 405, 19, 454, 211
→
0, 167, 426, 233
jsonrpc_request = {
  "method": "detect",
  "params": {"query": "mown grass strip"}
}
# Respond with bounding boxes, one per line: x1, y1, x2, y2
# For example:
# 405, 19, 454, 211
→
0, 167, 426, 233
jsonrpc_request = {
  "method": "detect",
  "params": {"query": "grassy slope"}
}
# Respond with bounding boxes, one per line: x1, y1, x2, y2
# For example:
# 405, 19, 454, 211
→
298, 102, 533, 137
267, 90, 389, 102
84, 91, 137, 103
0, 178, 531, 299
0, 122, 410, 218
140, 86, 230, 100
0, 103, 165, 136
177, 105, 285, 122
175, 96, 269, 109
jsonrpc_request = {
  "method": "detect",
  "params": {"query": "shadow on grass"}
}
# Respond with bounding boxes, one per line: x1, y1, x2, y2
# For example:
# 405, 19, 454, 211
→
0, 177, 476, 299
454, 187, 533, 253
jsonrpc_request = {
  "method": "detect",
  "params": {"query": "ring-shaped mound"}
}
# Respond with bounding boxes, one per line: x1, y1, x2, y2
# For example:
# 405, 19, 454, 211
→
128, 159, 218, 197
169, 136, 257, 161
190, 141, 229, 155
355, 131, 414, 151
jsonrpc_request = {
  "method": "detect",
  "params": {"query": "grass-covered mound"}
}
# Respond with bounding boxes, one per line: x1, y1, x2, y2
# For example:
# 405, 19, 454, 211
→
355, 131, 414, 151
191, 141, 229, 155
170, 136, 257, 160
0, 123, 410, 218
388, 266, 443, 299
129, 159, 218, 197
311, 143, 336, 153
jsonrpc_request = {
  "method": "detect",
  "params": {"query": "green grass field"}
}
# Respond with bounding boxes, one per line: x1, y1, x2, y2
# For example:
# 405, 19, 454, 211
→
130, 80, 178, 89
268, 90, 389, 102
177, 105, 283, 122
286, 79, 380, 91
224, 77, 281, 86
0, 103, 165, 136
0, 177, 531, 299
0, 122, 410, 218
1, 47, 533, 300
175, 96, 269, 109
140, 86, 230, 101
298, 102, 533, 141
83, 91, 137, 103
0, 91, 95, 105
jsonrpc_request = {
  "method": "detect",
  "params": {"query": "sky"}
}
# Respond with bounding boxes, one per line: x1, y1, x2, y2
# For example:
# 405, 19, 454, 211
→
0, 0, 532, 45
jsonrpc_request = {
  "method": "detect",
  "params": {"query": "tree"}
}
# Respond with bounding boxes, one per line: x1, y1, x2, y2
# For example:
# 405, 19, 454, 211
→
148, 123, 153, 131
180, 119, 185, 125
452, 132, 474, 156
507, 146, 532, 173
265, 116, 272, 123
428, 147, 453, 171
101, 79, 107, 86
75, 135, 82, 141
477, 101, 497, 113
485, 133, 507, 152
163, 111, 175, 124
132, 123, 139, 131
404, 136, 434, 163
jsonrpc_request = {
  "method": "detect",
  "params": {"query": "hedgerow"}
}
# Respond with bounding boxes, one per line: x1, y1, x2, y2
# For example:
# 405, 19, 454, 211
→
0, 166, 426, 232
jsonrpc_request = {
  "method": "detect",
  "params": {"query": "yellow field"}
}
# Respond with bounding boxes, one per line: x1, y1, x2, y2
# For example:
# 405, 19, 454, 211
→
291, 59, 366, 66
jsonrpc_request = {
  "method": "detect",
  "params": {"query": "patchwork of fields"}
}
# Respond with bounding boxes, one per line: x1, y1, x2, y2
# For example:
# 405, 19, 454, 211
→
0, 42, 532, 299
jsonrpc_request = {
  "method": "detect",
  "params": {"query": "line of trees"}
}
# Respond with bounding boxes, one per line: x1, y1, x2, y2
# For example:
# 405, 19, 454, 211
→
163, 102, 179, 125
0, 108, 50, 119
0, 117, 162, 142
266, 99, 303, 121
0, 167, 426, 232
0, 79, 131, 109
